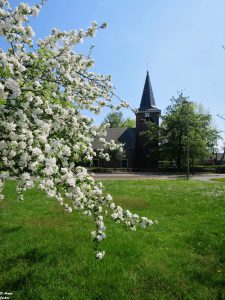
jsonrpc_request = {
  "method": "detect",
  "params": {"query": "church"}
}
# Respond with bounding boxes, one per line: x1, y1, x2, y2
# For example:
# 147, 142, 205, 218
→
93, 72, 161, 169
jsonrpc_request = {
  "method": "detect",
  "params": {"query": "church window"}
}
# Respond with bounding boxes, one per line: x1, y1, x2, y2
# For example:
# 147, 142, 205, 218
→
121, 159, 128, 168
93, 159, 99, 167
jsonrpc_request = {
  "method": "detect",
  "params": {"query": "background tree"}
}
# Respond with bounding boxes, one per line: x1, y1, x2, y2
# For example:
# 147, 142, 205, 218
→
102, 111, 124, 127
102, 111, 135, 128
123, 117, 135, 128
143, 93, 220, 169
160, 94, 219, 168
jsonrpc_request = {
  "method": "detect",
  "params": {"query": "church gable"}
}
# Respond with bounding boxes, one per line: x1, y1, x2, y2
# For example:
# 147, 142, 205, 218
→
93, 128, 136, 151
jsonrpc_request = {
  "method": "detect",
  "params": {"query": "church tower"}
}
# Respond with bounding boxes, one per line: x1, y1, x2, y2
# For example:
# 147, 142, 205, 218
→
135, 71, 161, 168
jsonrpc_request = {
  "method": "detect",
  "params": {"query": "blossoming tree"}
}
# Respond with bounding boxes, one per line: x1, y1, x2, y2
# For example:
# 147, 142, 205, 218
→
0, 0, 156, 259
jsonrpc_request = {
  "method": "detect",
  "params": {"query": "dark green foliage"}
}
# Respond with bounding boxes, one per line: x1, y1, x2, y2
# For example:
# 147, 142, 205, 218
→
144, 93, 220, 169
1, 179, 225, 299
161, 94, 219, 168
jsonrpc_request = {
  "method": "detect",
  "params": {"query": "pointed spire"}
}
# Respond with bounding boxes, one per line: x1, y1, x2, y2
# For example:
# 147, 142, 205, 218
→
139, 71, 156, 110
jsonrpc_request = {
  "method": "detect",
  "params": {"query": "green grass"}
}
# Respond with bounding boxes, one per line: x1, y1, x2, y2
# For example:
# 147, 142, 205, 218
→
211, 178, 225, 183
0, 180, 225, 300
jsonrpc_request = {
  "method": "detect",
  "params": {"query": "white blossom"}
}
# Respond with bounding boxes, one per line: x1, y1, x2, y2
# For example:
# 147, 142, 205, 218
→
0, 0, 156, 259
96, 251, 105, 260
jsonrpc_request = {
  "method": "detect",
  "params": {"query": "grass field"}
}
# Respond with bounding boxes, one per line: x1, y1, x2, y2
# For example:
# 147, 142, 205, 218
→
0, 179, 225, 300
212, 178, 225, 183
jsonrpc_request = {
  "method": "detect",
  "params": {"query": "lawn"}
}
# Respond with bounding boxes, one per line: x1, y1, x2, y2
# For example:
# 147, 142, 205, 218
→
211, 178, 225, 183
0, 179, 225, 300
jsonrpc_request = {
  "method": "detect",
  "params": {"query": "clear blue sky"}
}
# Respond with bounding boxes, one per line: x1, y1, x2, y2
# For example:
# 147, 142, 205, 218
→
9, 0, 225, 147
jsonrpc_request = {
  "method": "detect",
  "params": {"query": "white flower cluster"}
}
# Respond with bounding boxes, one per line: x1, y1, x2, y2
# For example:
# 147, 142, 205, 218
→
0, 1, 156, 259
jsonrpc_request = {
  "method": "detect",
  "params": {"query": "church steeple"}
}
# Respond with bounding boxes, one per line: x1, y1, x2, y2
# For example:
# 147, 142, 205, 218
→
135, 71, 161, 168
139, 71, 156, 111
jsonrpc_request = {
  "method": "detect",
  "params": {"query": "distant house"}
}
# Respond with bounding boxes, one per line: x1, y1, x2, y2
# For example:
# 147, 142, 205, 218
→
203, 153, 225, 165
93, 72, 161, 169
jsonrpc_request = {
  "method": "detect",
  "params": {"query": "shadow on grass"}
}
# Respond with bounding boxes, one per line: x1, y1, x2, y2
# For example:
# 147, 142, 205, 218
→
1, 247, 47, 270
1, 248, 49, 292
2, 272, 32, 292
0, 226, 23, 234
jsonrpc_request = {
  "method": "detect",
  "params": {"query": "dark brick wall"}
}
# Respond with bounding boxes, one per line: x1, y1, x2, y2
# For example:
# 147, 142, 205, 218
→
135, 110, 160, 168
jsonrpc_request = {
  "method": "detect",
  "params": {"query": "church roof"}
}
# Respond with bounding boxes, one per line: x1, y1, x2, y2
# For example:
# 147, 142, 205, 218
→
93, 128, 136, 150
139, 71, 156, 111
